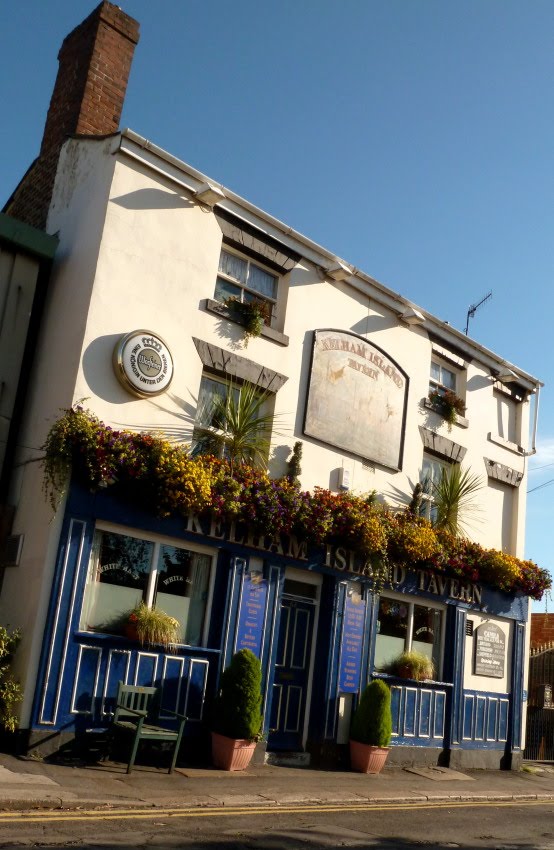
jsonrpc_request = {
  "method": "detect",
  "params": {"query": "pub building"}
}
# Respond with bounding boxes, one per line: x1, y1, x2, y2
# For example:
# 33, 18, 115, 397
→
0, 2, 548, 770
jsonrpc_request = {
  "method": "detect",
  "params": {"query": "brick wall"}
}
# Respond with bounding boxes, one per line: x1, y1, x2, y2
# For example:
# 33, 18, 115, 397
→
530, 613, 554, 648
6, 1, 139, 230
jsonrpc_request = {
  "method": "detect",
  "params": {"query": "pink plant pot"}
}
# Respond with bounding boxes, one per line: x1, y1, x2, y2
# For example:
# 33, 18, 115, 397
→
211, 731, 257, 771
349, 740, 390, 774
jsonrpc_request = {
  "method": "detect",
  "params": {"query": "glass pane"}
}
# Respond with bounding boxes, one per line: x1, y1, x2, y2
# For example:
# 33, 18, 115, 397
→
248, 263, 276, 299
441, 367, 456, 391
430, 362, 441, 382
153, 545, 211, 645
80, 530, 153, 633
214, 276, 241, 303
411, 605, 442, 678
196, 376, 227, 427
218, 250, 247, 284
373, 598, 409, 670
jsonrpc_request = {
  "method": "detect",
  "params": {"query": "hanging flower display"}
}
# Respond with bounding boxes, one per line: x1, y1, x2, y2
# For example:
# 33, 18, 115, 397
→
41, 406, 551, 601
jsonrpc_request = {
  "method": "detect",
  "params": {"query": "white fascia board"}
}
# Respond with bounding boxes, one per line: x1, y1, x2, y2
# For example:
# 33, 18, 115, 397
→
116, 129, 542, 393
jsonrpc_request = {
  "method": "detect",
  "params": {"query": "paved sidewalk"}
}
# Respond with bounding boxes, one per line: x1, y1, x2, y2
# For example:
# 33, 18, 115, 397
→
0, 754, 552, 812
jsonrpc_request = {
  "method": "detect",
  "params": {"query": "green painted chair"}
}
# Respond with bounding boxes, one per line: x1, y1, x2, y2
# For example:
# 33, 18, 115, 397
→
110, 682, 187, 774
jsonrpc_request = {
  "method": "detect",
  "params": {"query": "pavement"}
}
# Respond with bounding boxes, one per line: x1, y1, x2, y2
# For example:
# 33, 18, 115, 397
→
0, 753, 553, 812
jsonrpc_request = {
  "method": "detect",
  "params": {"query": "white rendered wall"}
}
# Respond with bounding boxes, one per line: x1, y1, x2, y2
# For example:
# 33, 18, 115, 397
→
68, 147, 530, 558
463, 613, 512, 695
3, 136, 534, 721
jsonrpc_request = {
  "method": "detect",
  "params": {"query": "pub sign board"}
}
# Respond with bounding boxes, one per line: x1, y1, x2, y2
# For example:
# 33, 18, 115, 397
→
474, 622, 506, 678
304, 330, 408, 469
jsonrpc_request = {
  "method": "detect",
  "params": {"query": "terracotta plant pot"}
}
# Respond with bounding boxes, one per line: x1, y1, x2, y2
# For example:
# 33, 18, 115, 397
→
211, 731, 257, 771
125, 622, 139, 641
349, 739, 390, 774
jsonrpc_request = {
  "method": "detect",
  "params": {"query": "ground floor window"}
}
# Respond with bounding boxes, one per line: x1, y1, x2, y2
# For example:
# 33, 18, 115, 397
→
374, 595, 443, 678
80, 527, 213, 646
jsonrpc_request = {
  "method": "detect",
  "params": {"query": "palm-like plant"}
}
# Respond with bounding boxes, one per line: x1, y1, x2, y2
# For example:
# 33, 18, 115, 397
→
427, 465, 483, 537
193, 381, 277, 471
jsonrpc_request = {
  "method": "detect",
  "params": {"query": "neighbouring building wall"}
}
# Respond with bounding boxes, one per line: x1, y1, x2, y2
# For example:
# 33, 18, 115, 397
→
0, 138, 116, 723
531, 614, 554, 647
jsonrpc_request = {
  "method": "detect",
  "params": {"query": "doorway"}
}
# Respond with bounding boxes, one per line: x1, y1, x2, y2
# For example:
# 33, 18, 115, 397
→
267, 574, 319, 752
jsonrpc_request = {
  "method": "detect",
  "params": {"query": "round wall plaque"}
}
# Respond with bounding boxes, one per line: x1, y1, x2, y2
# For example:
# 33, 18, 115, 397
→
113, 330, 174, 398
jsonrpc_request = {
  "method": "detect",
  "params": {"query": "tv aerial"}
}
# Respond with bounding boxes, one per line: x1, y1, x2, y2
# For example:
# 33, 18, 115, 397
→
464, 290, 492, 336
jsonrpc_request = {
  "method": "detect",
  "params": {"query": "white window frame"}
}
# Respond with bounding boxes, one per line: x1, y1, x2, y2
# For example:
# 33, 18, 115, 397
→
420, 455, 453, 523
215, 246, 278, 326
374, 591, 446, 680
80, 521, 217, 648
429, 358, 458, 397
193, 372, 274, 461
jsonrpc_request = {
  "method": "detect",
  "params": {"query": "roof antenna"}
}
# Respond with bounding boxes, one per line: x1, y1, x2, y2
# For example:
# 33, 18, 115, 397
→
465, 290, 492, 336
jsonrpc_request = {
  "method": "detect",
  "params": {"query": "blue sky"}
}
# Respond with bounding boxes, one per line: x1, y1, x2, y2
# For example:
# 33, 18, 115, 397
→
1, 1, 553, 609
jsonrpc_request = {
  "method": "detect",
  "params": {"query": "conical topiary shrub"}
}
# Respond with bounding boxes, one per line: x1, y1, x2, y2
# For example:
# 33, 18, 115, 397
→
350, 679, 392, 774
211, 649, 263, 770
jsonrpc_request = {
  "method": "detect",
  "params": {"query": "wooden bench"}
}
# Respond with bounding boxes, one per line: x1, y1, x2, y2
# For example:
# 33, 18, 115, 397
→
109, 682, 187, 774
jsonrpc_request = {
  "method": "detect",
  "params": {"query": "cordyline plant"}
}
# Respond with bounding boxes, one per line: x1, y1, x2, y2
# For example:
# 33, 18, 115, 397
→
41, 405, 552, 601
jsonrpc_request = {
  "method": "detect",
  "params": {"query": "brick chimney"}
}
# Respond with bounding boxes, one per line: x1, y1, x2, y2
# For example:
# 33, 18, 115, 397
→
6, 2, 139, 230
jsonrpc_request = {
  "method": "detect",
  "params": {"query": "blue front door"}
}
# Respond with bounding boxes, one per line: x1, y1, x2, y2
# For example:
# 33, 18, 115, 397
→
268, 597, 315, 751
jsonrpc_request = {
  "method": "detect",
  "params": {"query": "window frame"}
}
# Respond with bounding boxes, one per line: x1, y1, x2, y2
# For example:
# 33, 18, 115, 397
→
214, 246, 279, 327
79, 521, 217, 648
420, 454, 453, 523
374, 591, 446, 680
192, 371, 275, 462
429, 358, 458, 398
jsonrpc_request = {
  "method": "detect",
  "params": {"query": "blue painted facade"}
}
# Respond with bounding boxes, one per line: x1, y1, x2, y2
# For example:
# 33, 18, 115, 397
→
29, 480, 528, 767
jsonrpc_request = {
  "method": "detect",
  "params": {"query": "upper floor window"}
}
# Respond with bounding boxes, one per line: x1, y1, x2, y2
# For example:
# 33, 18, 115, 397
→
80, 527, 213, 647
420, 454, 451, 523
429, 360, 457, 396
214, 248, 277, 324
192, 373, 274, 467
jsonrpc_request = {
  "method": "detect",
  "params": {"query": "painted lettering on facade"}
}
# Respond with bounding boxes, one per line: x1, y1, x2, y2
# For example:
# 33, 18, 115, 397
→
184, 513, 483, 607
304, 330, 408, 469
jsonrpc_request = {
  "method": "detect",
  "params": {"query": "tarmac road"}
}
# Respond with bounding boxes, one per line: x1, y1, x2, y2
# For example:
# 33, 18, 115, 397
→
0, 799, 553, 849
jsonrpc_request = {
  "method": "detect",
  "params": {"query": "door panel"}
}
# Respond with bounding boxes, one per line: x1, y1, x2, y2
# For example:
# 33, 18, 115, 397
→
268, 598, 314, 751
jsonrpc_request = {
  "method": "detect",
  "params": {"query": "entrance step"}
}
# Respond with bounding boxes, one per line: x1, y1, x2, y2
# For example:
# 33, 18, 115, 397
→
265, 751, 311, 768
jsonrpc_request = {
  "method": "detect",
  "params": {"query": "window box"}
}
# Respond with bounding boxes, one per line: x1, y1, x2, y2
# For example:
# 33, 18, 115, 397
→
423, 395, 468, 429
204, 298, 289, 346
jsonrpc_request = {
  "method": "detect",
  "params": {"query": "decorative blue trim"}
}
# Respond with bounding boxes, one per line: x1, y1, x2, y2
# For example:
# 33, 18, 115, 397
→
324, 581, 346, 740
461, 690, 509, 748
509, 622, 525, 751
389, 682, 447, 745
445, 606, 466, 747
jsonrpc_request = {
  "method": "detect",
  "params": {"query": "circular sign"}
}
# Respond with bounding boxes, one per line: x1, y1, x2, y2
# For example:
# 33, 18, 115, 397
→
113, 330, 174, 398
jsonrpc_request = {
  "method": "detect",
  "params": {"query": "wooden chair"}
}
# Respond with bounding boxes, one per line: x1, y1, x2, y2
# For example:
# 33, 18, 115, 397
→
109, 682, 187, 774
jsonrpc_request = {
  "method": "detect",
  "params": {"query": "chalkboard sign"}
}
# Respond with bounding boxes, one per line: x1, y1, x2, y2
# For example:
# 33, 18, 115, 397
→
235, 571, 268, 658
474, 622, 506, 678
339, 594, 366, 693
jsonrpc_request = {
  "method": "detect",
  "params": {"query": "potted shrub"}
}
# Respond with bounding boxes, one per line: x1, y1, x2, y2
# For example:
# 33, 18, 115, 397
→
211, 648, 262, 771
383, 650, 434, 681
126, 602, 180, 649
350, 679, 392, 774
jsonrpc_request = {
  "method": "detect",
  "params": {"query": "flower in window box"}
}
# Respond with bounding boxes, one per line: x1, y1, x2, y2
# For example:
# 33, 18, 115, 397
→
428, 388, 466, 430
224, 297, 271, 345
126, 602, 180, 649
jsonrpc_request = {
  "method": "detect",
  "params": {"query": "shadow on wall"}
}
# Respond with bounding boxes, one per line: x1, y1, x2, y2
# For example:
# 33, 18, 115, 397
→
110, 188, 194, 212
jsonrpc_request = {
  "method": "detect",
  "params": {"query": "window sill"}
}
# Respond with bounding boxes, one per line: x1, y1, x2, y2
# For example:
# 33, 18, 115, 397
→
487, 433, 524, 455
422, 398, 468, 428
204, 299, 289, 347
374, 671, 453, 688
